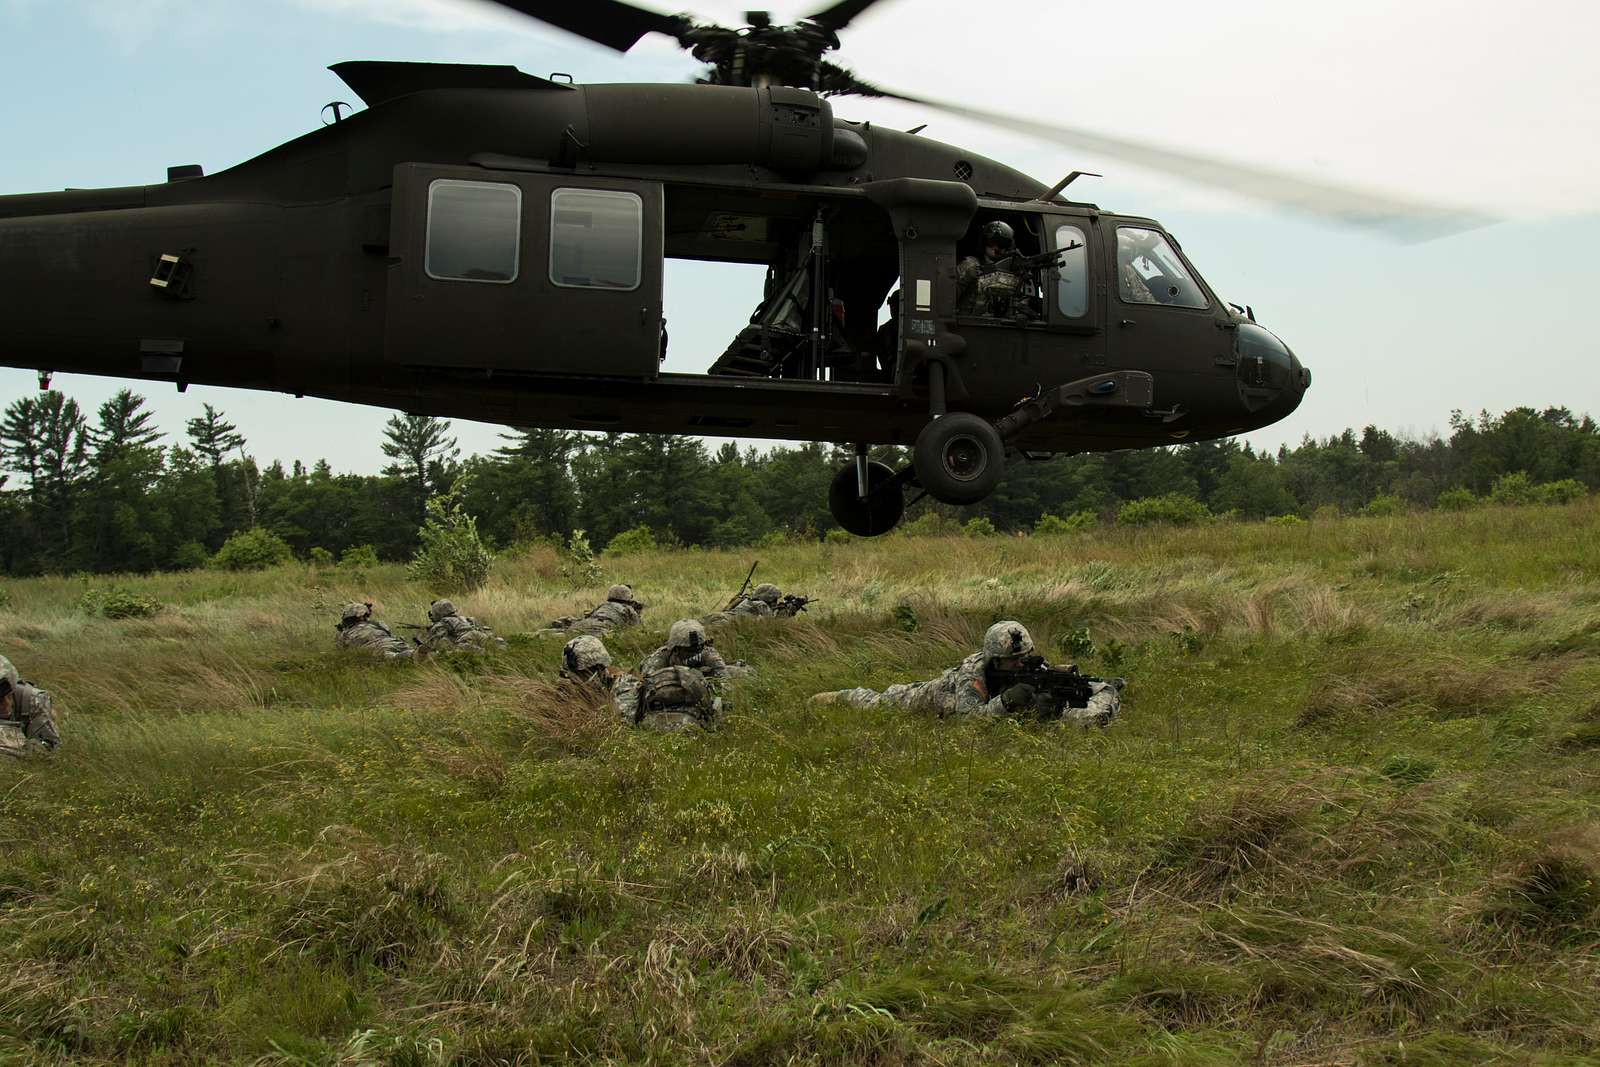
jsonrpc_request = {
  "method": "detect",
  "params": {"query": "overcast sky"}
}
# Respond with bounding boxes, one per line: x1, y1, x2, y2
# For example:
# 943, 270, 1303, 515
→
2, 0, 1596, 472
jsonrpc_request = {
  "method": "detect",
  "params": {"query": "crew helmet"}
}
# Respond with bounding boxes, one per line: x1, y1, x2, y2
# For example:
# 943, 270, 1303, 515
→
340, 602, 372, 625
981, 220, 1015, 254
750, 583, 781, 606
563, 635, 612, 673
0, 654, 16, 696
606, 584, 636, 604
428, 599, 457, 623
982, 620, 1034, 661
666, 618, 707, 652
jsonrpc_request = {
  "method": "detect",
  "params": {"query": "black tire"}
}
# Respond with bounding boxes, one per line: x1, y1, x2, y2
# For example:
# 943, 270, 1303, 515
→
913, 412, 1005, 505
828, 460, 905, 537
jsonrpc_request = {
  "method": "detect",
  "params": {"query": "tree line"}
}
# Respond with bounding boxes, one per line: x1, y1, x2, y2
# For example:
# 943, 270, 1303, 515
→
1, 388, 1596, 576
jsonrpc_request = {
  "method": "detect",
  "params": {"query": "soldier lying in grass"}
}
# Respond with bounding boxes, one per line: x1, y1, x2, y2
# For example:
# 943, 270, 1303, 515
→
549, 584, 645, 637
703, 583, 813, 625
641, 619, 752, 680
416, 599, 505, 653
812, 620, 1123, 724
0, 653, 60, 755
561, 634, 718, 732
334, 601, 416, 660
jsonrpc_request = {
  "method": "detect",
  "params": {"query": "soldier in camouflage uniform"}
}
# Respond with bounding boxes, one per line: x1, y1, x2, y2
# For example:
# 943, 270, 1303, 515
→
559, 635, 646, 725
563, 633, 716, 732
417, 599, 505, 653
0, 654, 60, 755
550, 584, 645, 637
955, 220, 1037, 319
704, 582, 812, 625
812, 621, 1121, 724
640, 618, 752, 681
334, 602, 415, 660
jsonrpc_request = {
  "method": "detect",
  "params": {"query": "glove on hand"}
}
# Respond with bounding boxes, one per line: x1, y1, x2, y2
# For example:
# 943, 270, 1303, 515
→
1000, 682, 1037, 711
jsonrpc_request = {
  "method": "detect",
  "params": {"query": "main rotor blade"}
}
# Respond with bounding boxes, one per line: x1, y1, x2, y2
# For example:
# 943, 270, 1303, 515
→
805, 0, 894, 31
836, 73, 1490, 241
485, 0, 691, 52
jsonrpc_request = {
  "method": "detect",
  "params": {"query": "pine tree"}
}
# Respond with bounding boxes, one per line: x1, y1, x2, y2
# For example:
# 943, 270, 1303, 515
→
185, 404, 245, 467
90, 389, 162, 464
382, 414, 459, 525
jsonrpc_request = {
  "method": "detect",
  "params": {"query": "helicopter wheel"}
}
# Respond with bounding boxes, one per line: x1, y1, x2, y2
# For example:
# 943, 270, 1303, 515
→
913, 412, 1006, 506
828, 460, 905, 537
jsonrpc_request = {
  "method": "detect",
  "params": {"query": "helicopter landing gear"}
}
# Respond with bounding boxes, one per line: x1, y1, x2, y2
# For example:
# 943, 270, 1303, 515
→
828, 451, 904, 537
912, 411, 1006, 506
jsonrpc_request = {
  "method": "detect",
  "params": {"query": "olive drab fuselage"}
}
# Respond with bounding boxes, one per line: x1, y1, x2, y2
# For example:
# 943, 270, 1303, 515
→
0, 64, 1309, 467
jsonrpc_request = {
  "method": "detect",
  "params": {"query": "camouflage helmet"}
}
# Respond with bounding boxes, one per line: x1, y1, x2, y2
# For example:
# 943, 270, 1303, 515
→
340, 602, 372, 625
606, 584, 636, 604
428, 599, 457, 623
563, 635, 611, 672
982, 620, 1034, 662
0, 654, 16, 696
750, 582, 781, 606
666, 618, 707, 652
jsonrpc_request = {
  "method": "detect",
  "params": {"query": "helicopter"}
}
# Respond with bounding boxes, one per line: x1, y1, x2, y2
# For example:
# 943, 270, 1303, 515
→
0, 0, 1473, 535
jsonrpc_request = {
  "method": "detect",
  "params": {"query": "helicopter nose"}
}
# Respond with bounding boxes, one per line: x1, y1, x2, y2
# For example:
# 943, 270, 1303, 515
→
1235, 323, 1306, 417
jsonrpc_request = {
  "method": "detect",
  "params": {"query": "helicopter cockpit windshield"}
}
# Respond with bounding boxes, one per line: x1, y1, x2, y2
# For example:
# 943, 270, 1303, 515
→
1116, 226, 1208, 308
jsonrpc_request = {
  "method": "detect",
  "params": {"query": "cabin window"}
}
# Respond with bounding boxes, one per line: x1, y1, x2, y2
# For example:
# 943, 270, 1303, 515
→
1116, 226, 1207, 308
549, 188, 643, 291
1054, 223, 1089, 318
425, 179, 521, 283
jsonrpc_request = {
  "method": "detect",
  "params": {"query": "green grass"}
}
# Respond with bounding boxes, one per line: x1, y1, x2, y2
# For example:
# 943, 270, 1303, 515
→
3, 502, 1600, 1064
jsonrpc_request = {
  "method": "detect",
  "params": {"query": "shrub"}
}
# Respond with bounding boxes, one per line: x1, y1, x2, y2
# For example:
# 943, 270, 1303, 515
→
1117, 494, 1210, 527
823, 528, 852, 544
559, 529, 603, 587
1264, 513, 1306, 526
1489, 471, 1536, 506
0, 587, 10, 610
211, 527, 293, 571
963, 516, 999, 537
1059, 626, 1096, 660
756, 529, 792, 549
172, 541, 210, 570
1435, 487, 1479, 511
410, 483, 493, 592
1535, 478, 1586, 505
603, 524, 657, 556
307, 546, 335, 568
339, 544, 380, 571
1359, 494, 1403, 517
1034, 510, 1096, 535
80, 585, 162, 620
893, 601, 919, 632
897, 511, 960, 537
1311, 504, 1342, 522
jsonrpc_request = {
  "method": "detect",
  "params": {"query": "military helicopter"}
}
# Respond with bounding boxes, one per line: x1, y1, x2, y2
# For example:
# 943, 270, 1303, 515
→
0, 0, 1472, 534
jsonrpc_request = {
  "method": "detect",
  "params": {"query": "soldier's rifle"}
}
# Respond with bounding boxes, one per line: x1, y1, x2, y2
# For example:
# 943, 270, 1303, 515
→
776, 594, 816, 616
980, 240, 1082, 280
985, 655, 1093, 719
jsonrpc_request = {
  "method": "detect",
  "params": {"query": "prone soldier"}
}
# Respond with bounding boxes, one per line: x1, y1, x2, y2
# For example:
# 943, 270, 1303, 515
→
562, 634, 715, 732
334, 602, 415, 660
705, 582, 814, 624
0, 654, 61, 755
641, 618, 752, 681
417, 598, 505, 653
549, 584, 646, 637
812, 620, 1121, 724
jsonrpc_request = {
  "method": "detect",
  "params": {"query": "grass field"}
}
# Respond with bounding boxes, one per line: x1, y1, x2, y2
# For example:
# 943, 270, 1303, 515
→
2, 503, 1599, 1065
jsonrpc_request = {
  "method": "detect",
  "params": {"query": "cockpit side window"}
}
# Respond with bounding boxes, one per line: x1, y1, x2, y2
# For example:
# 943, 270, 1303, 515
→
1116, 226, 1207, 309
1053, 223, 1088, 318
